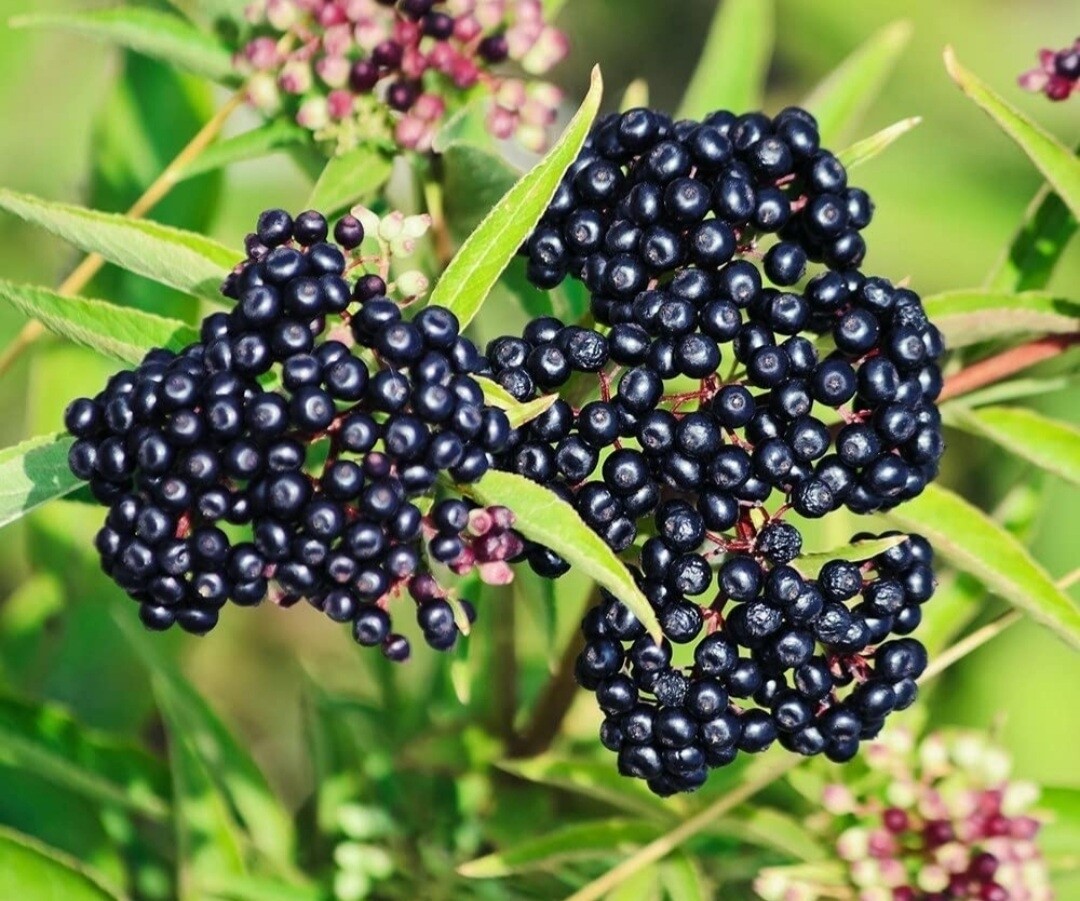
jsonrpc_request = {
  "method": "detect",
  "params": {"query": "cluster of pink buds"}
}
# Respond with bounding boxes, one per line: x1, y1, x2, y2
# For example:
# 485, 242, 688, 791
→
755, 729, 1054, 901
1018, 37, 1079, 101
238, 0, 568, 153
425, 504, 524, 586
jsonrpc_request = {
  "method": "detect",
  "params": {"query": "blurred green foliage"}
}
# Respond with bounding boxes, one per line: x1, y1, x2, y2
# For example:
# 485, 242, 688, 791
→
0, 1, 1077, 898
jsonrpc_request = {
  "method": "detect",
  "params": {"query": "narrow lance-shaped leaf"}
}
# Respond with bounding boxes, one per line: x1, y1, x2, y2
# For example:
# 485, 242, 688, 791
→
306, 143, 395, 217
179, 119, 310, 182
658, 852, 713, 901
0, 693, 170, 821
119, 616, 299, 873
0, 828, 124, 901
475, 376, 558, 428
885, 483, 1080, 649
0, 433, 79, 531
677, 0, 774, 119
11, 8, 236, 82
837, 117, 922, 170
922, 289, 1080, 349
952, 406, 1080, 487
944, 47, 1080, 218
428, 66, 603, 328
456, 469, 661, 638
0, 280, 199, 365
620, 78, 650, 112
156, 678, 248, 901
459, 819, 663, 878
985, 175, 1078, 293
0, 189, 236, 302
802, 21, 913, 145
792, 535, 907, 579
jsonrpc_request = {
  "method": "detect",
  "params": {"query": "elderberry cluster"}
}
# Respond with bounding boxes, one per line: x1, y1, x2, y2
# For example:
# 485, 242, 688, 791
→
576, 533, 934, 796
239, 0, 567, 152
66, 207, 520, 661
499, 104, 946, 793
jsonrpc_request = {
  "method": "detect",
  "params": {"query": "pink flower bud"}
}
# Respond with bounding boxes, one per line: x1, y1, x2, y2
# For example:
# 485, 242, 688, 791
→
521, 25, 569, 74
451, 57, 480, 87
454, 14, 483, 43
468, 508, 494, 536
478, 561, 514, 585
244, 36, 281, 70
327, 89, 354, 119
317, 54, 351, 88
486, 106, 517, 139
296, 95, 330, 129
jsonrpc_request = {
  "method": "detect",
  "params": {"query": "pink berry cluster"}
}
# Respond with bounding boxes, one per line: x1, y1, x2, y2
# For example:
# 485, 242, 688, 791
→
1018, 37, 1079, 101
755, 729, 1053, 901
238, 0, 569, 153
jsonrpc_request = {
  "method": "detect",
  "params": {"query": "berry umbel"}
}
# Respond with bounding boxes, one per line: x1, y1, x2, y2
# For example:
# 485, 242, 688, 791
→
65, 206, 520, 661
238, 0, 568, 153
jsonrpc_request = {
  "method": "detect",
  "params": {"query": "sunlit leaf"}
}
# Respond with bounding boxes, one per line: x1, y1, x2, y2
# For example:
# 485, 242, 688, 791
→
620, 79, 650, 112
791, 535, 906, 578
12, 8, 235, 82
475, 376, 558, 429
0, 827, 124, 900
803, 21, 913, 144
952, 406, 1080, 486
0, 432, 79, 531
429, 67, 603, 328
885, 483, 1080, 649
944, 47, 1080, 218
0, 189, 235, 301
985, 178, 1077, 293
923, 289, 1080, 348
658, 852, 712, 901
837, 117, 922, 169
0, 280, 198, 364
306, 144, 395, 217
456, 469, 660, 638
180, 120, 310, 182
677, 0, 774, 119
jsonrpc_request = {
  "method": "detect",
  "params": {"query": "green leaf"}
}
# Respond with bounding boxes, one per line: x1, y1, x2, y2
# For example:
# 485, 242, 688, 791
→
0, 433, 80, 531
944, 47, 1080, 219
658, 852, 712, 901
677, 0, 774, 119
459, 819, 661, 877
0, 280, 198, 364
620, 78, 650, 113
0, 827, 125, 900
952, 406, 1080, 486
791, 535, 907, 578
802, 21, 912, 145
180, 120, 310, 182
475, 376, 558, 429
428, 66, 603, 329
714, 808, 827, 861
944, 375, 1075, 410
201, 876, 322, 901
0, 189, 235, 302
986, 178, 1078, 293
496, 756, 679, 820
0, 693, 169, 821
11, 8, 235, 82
922, 289, 1080, 348
455, 469, 660, 639
440, 143, 520, 243
118, 618, 298, 873
885, 483, 1080, 649
837, 117, 922, 170
306, 144, 394, 217
156, 677, 248, 900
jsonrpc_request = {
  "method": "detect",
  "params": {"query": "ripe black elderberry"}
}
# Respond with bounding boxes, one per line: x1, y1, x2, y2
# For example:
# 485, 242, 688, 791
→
66, 208, 523, 661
